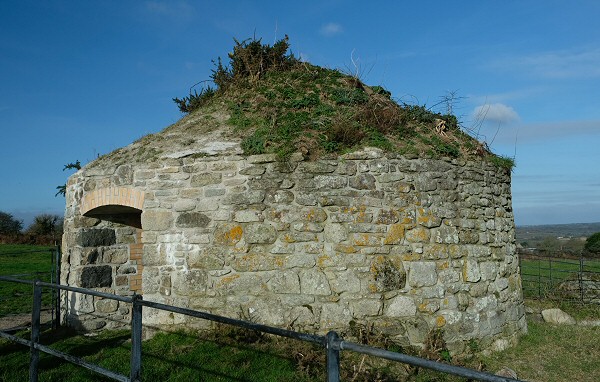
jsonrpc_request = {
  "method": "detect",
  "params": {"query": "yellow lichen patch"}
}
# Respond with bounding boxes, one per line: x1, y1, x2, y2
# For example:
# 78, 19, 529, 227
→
353, 233, 381, 246
436, 315, 446, 327
369, 255, 386, 274
334, 244, 357, 253
217, 274, 240, 287
214, 225, 243, 246
283, 234, 295, 243
400, 217, 415, 225
384, 224, 405, 245
401, 253, 422, 261
236, 254, 258, 271
397, 183, 413, 193
301, 208, 327, 222
368, 284, 378, 293
405, 227, 430, 243
417, 208, 441, 228
437, 261, 449, 270
355, 205, 370, 223
274, 256, 285, 267
317, 255, 330, 268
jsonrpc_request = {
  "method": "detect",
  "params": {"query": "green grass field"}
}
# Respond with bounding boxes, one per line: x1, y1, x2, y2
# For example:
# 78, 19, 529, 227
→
0, 244, 57, 315
520, 257, 600, 300
0, 328, 319, 382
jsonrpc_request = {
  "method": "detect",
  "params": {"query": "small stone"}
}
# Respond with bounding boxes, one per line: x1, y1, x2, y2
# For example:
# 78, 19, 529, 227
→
386, 296, 416, 317
349, 174, 377, 190
245, 223, 277, 244
541, 308, 576, 325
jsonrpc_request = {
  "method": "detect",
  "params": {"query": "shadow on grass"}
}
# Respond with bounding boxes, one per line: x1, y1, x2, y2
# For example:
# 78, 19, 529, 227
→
1, 326, 311, 382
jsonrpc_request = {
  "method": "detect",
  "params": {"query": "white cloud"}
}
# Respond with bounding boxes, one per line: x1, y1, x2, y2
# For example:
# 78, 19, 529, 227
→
320, 23, 343, 36
491, 46, 600, 79
472, 103, 519, 124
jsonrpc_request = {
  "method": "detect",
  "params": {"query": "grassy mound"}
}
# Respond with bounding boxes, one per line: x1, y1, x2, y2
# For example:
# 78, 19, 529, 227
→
174, 36, 513, 169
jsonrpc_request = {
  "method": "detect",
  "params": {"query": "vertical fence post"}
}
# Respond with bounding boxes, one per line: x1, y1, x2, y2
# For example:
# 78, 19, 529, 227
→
537, 257, 541, 299
579, 254, 585, 302
30, 280, 42, 382
130, 294, 143, 382
53, 246, 61, 329
549, 257, 553, 290
326, 331, 340, 382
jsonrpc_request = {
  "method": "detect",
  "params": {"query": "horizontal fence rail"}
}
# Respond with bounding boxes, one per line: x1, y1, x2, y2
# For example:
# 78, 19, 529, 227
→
520, 254, 600, 303
0, 246, 61, 330
0, 276, 522, 382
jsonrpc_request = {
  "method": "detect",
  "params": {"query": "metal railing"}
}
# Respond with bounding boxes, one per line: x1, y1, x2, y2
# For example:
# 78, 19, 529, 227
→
0, 246, 61, 329
0, 276, 521, 382
520, 254, 600, 302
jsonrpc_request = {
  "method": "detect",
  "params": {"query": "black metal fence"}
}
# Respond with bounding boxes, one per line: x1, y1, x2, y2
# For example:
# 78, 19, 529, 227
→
0, 247, 61, 329
0, 276, 522, 382
519, 254, 600, 302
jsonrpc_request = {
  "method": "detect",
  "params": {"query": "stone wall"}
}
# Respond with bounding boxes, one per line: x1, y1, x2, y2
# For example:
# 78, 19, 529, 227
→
62, 148, 527, 353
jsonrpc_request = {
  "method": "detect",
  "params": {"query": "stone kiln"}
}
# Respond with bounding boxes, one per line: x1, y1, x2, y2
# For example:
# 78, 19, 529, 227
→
62, 127, 527, 353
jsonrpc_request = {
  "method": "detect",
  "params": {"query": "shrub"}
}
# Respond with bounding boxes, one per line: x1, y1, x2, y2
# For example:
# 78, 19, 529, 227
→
173, 86, 215, 113
211, 35, 295, 89
585, 232, 600, 255
0, 211, 22, 235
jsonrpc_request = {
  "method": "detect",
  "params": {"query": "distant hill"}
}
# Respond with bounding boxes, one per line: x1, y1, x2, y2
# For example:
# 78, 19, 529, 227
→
515, 222, 600, 253
516, 222, 600, 240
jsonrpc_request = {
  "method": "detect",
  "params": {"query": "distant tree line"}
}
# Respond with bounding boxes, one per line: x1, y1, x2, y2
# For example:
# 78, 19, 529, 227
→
519, 233, 600, 258
0, 211, 63, 245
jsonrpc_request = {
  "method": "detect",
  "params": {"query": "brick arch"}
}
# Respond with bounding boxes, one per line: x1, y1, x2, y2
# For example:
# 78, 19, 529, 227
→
81, 187, 144, 215
80, 187, 145, 294
81, 187, 144, 229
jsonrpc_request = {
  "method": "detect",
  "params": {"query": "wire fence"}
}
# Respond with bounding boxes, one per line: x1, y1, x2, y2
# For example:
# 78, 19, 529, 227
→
519, 253, 600, 303
0, 276, 522, 382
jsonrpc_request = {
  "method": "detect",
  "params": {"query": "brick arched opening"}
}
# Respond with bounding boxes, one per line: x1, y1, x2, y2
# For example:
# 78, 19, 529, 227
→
81, 187, 145, 293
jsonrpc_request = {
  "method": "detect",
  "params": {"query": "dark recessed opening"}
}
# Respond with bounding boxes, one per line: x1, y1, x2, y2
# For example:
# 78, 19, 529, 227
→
84, 205, 142, 228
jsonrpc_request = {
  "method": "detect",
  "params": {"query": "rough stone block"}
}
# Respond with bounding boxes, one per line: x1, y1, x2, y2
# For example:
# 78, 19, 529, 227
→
266, 271, 301, 293
245, 223, 277, 244
81, 265, 112, 288
386, 295, 417, 317
96, 299, 119, 313
462, 259, 482, 283
214, 224, 244, 246
349, 174, 376, 190
176, 212, 211, 228
405, 227, 430, 243
320, 303, 352, 329
190, 172, 222, 187
141, 210, 173, 231
77, 229, 116, 247
408, 262, 438, 287
299, 269, 331, 295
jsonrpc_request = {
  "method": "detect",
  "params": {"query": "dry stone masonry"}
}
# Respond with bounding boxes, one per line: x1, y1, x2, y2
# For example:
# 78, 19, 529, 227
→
62, 146, 526, 354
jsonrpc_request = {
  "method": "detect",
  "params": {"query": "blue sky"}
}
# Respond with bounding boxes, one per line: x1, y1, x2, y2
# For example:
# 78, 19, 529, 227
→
1, 1, 599, 227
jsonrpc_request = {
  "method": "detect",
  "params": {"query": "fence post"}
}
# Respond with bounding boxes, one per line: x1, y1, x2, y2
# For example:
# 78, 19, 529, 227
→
30, 280, 42, 382
549, 257, 553, 290
326, 331, 340, 382
130, 293, 143, 382
53, 247, 61, 329
537, 257, 541, 299
579, 255, 585, 302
